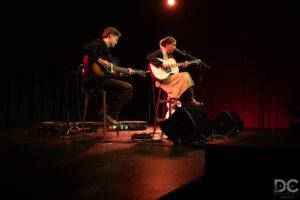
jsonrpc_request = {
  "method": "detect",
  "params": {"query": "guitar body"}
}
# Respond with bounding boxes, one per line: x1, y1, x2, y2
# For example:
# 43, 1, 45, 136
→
148, 58, 179, 81
90, 62, 118, 77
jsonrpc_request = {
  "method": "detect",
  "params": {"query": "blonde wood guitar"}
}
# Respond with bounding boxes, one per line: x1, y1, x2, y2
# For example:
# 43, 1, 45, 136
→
148, 58, 201, 81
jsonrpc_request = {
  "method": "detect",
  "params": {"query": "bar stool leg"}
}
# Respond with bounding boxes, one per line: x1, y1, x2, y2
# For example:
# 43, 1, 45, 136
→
153, 88, 162, 134
169, 100, 173, 116
83, 93, 89, 124
115, 114, 119, 137
102, 90, 107, 141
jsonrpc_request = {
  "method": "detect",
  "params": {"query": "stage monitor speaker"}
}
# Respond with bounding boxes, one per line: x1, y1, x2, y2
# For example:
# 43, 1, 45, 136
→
160, 107, 212, 144
212, 110, 244, 136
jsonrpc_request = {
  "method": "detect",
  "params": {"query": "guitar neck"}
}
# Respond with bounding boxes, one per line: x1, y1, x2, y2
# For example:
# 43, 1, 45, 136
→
91, 62, 148, 78
175, 60, 200, 68
113, 66, 129, 73
113, 65, 148, 76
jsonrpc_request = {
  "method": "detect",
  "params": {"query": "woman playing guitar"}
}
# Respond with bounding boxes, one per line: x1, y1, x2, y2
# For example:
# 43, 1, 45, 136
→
146, 36, 203, 108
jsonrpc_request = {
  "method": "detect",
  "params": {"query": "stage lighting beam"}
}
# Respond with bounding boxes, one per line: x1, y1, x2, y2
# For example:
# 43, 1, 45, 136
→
168, 0, 175, 6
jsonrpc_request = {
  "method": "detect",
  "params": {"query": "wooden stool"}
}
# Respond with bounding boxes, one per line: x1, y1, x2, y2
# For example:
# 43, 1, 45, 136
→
81, 65, 119, 140
153, 88, 180, 138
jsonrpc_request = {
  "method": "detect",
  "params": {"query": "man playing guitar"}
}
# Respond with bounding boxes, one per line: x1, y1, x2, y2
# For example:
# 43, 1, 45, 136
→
147, 36, 202, 108
83, 27, 134, 125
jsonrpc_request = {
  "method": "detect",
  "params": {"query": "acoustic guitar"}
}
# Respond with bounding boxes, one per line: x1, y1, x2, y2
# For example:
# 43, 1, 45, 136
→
148, 58, 201, 81
91, 62, 149, 78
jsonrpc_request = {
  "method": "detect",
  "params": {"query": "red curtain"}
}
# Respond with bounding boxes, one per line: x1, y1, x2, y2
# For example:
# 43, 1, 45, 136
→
191, 29, 298, 129
195, 52, 297, 129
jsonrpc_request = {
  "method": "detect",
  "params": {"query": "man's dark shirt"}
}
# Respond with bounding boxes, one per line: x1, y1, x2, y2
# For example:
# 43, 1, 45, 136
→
83, 38, 119, 81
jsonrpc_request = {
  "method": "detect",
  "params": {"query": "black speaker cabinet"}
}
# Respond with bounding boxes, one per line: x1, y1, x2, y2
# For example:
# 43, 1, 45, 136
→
212, 110, 244, 136
160, 107, 212, 144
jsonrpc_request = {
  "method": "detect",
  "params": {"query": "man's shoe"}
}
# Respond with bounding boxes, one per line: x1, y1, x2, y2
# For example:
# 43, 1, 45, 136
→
106, 114, 119, 125
98, 110, 119, 125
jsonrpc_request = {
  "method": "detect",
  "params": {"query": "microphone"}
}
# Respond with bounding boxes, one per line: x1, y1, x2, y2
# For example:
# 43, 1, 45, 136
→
175, 48, 203, 66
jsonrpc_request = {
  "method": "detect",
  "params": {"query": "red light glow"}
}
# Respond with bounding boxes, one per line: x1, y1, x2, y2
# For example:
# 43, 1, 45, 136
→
168, 0, 175, 6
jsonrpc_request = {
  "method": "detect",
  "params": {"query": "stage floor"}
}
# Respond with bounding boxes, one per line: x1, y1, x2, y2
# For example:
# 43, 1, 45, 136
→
0, 124, 299, 199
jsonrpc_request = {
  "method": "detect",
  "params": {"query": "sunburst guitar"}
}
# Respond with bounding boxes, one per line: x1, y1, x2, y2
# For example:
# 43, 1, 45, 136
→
91, 62, 149, 78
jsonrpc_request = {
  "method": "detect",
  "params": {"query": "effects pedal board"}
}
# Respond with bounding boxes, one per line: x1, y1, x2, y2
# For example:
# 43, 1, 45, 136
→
108, 121, 148, 131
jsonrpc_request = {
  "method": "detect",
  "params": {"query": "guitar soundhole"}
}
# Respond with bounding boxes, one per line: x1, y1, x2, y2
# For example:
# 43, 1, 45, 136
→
165, 69, 172, 73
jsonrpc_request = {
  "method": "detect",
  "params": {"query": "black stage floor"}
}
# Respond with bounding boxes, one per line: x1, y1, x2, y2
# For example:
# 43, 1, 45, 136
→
0, 125, 299, 200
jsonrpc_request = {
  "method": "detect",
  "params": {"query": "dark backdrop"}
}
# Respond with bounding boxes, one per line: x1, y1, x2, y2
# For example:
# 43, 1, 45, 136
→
2, 0, 299, 128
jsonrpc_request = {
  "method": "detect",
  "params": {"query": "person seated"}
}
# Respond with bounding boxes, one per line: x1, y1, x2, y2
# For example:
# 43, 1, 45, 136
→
146, 36, 203, 107
83, 27, 134, 125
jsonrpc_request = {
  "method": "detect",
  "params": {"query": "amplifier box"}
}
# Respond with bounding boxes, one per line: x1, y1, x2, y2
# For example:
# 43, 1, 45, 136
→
108, 121, 148, 131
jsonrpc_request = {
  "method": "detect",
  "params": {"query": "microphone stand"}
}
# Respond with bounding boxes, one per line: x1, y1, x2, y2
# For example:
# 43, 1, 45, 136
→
181, 50, 211, 70
176, 48, 211, 109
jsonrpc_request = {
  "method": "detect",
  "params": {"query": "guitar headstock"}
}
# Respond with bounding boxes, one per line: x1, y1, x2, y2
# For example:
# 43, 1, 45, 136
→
188, 59, 202, 65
